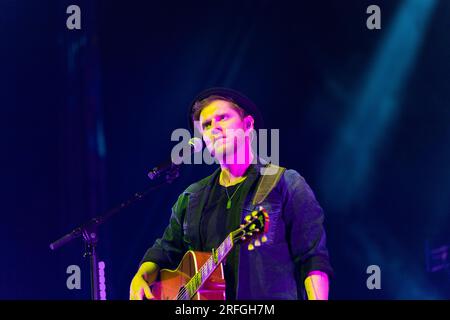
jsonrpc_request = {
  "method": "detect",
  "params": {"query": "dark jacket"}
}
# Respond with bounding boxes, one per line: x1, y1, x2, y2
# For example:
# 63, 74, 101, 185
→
141, 162, 333, 299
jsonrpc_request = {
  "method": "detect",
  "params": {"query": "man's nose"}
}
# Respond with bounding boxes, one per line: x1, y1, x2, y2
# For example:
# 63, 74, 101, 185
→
210, 119, 223, 135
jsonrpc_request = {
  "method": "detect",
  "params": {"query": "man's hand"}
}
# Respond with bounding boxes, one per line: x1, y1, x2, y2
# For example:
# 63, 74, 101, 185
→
304, 270, 329, 300
130, 273, 154, 300
129, 262, 159, 300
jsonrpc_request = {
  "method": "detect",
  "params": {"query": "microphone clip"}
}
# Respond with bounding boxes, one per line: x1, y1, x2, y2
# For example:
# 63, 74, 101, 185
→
147, 161, 180, 182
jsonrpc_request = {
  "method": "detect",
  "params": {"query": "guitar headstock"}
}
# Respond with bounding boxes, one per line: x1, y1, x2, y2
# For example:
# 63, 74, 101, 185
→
231, 206, 270, 251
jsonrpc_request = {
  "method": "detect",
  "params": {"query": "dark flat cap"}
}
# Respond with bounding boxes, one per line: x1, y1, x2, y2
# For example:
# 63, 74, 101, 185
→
188, 87, 264, 132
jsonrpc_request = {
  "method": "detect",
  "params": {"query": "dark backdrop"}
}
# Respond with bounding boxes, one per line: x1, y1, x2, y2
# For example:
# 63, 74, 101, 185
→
1, 0, 449, 299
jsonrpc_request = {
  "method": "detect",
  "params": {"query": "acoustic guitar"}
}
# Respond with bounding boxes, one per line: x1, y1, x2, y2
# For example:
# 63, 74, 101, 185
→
150, 207, 269, 300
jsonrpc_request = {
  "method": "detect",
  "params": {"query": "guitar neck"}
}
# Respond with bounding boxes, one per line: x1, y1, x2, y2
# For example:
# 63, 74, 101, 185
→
184, 234, 234, 299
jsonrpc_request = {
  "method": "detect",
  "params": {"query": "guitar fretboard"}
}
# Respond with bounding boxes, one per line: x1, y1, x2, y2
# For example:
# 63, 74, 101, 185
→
183, 234, 234, 299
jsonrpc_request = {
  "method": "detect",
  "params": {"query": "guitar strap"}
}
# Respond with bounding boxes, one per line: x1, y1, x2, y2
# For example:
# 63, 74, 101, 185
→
251, 163, 286, 206
182, 163, 286, 251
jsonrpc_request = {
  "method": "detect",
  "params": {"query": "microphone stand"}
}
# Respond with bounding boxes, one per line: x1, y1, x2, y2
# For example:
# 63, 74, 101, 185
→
49, 165, 180, 300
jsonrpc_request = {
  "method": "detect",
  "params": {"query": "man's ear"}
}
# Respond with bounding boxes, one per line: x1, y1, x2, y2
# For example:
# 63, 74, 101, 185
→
244, 115, 254, 131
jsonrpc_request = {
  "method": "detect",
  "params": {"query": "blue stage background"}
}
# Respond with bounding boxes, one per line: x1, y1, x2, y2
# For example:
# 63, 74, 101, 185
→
1, 0, 449, 299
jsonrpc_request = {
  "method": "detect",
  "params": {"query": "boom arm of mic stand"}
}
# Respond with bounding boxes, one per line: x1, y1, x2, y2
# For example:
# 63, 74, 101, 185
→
49, 175, 179, 299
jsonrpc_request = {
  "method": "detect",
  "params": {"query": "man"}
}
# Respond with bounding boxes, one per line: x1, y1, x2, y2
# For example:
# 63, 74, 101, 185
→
130, 88, 333, 300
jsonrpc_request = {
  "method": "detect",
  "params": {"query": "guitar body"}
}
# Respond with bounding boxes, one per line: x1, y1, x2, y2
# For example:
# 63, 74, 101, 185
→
149, 208, 269, 300
151, 251, 226, 300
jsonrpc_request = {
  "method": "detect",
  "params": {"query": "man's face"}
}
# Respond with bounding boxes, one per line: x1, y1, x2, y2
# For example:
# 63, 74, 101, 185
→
196, 100, 253, 163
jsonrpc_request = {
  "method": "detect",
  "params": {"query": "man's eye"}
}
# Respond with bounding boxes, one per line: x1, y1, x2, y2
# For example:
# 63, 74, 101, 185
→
220, 115, 229, 121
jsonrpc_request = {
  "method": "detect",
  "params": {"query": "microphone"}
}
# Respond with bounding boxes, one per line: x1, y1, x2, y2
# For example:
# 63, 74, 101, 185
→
147, 137, 203, 180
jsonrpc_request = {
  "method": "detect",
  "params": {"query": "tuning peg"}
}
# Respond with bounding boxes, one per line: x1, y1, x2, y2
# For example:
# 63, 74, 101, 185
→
241, 236, 246, 241
261, 235, 267, 243
254, 228, 260, 232
248, 243, 254, 251
245, 215, 251, 222
251, 211, 257, 217
246, 232, 253, 236
254, 239, 261, 247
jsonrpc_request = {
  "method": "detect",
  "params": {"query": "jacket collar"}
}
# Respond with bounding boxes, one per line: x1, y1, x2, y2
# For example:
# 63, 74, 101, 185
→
183, 159, 267, 251
184, 158, 268, 196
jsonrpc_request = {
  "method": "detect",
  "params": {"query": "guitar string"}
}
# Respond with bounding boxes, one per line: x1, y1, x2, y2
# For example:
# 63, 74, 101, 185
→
175, 234, 239, 300
175, 239, 232, 300
174, 219, 259, 299
174, 223, 260, 300
175, 256, 217, 299
175, 226, 251, 300
175, 245, 223, 299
